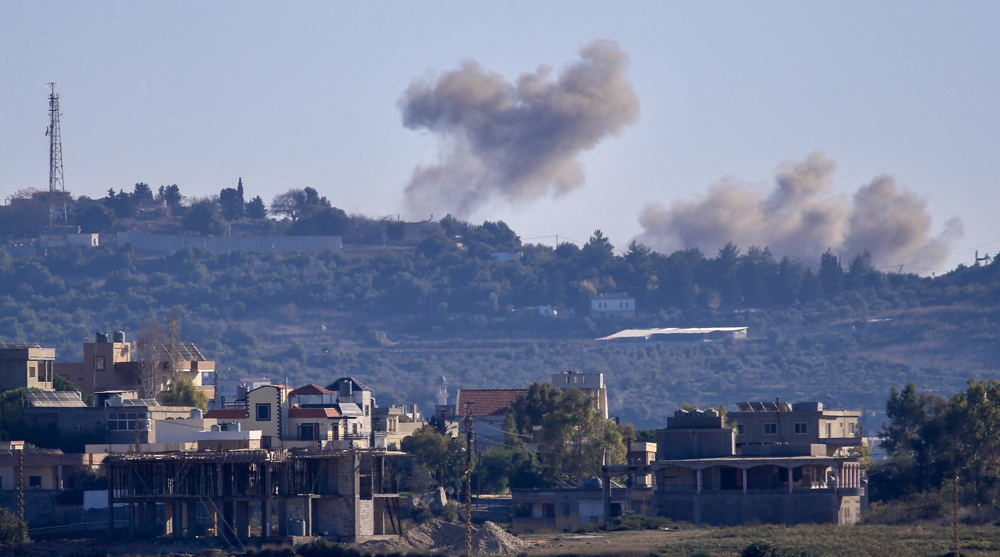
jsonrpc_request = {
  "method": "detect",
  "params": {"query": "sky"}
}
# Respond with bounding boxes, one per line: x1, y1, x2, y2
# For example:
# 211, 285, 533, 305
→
2, 1, 999, 274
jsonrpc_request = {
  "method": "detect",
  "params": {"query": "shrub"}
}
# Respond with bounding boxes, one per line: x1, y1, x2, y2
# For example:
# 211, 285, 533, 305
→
0, 507, 29, 544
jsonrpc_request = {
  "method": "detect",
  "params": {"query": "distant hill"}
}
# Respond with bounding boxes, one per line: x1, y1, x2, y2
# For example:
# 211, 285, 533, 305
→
1, 218, 998, 430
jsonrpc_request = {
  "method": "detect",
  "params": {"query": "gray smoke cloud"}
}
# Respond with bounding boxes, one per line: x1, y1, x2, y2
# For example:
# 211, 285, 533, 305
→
400, 40, 640, 218
637, 152, 962, 268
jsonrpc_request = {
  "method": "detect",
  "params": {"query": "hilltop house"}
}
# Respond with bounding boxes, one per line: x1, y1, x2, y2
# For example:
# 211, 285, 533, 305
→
0, 343, 55, 392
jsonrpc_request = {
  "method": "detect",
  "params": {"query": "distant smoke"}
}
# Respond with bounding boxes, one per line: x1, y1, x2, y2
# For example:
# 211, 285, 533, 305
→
637, 152, 962, 268
400, 40, 640, 218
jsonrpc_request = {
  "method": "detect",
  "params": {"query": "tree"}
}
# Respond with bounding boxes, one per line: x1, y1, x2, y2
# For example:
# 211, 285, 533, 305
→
400, 425, 467, 487
940, 378, 1000, 503
818, 249, 844, 298
132, 321, 165, 399
246, 195, 267, 220
506, 382, 626, 481
271, 187, 330, 222
77, 203, 116, 234
160, 376, 208, 410
157, 184, 183, 208
290, 206, 351, 236
219, 179, 246, 221
183, 199, 225, 235
131, 182, 154, 205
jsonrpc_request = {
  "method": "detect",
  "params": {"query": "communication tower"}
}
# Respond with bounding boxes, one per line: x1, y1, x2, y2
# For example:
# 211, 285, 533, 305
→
46, 82, 67, 229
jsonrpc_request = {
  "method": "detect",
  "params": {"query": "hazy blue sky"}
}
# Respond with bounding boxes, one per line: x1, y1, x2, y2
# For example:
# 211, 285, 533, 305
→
2, 1, 998, 273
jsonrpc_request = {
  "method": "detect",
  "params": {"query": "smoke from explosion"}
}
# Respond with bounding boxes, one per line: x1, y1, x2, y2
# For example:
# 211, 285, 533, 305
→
636, 152, 962, 268
399, 40, 640, 218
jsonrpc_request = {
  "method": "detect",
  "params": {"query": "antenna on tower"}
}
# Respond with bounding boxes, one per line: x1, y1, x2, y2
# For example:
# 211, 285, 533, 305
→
46, 82, 67, 230
975, 250, 992, 266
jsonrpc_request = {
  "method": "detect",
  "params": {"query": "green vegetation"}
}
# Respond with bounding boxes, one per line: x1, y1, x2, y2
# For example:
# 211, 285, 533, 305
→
1, 189, 999, 430
870, 379, 1000, 523
160, 376, 209, 410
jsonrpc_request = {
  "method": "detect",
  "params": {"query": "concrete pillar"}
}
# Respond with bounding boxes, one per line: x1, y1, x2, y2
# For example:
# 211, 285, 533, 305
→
788, 467, 793, 494
187, 502, 199, 537
236, 501, 251, 539
278, 500, 288, 537
304, 497, 313, 536
742, 469, 747, 494
224, 501, 235, 540
696, 469, 702, 495
264, 500, 273, 538
173, 501, 184, 538
207, 502, 218, 538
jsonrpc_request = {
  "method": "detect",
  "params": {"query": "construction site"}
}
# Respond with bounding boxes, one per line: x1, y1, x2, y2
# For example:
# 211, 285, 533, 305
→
104, 449, 403, 544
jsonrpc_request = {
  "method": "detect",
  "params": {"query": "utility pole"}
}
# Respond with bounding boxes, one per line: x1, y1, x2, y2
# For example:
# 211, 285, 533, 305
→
953, 471, 960, 557
45, 82, 67, 230
17, 448, 25, 545
463, 400, 474, 557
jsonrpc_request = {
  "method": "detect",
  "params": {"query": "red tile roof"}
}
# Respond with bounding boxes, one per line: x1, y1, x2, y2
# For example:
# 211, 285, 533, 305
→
290, 384, 335, 396
455, 389, 528, 416
289, 408, 341, 419
205, 409, 247, 419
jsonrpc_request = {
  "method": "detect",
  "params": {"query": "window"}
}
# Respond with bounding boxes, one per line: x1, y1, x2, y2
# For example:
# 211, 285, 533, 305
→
29, 476, 42, 488
849, 422, 856, 435
763, 423, 777, 435
109, 412, 147, 431
261, 436, 271, 449
299, 423, 319, 441
825, 423, 831, 438
794, 422, 808, 434
29, 366, 35, 378
352, 423, 358, 435
94, 356, 105, 371
256, 403, 271, 421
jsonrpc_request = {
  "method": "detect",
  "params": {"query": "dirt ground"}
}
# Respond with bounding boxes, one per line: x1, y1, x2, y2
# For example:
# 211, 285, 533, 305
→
6, 523, 1000, 557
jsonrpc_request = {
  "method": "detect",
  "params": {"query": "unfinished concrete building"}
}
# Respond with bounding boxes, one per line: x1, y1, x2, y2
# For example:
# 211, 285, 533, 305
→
105, 449, 403, 543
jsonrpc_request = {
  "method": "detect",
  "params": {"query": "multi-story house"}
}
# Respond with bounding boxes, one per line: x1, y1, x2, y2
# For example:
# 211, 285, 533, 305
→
0, 343, 55, 392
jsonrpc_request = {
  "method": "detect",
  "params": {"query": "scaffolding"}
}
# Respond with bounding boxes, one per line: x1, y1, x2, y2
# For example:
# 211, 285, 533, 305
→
105, 448, 403, 543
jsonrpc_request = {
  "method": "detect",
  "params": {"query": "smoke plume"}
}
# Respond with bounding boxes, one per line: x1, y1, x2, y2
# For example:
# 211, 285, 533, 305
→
636, 152, 962, 268
400, 40, 640, 218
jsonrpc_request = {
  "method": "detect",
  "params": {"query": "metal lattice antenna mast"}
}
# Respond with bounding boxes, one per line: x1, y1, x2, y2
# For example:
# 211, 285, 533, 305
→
46, 82, 67, 230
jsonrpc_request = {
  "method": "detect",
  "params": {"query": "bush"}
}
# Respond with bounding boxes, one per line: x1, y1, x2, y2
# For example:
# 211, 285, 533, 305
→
609, 511, 674, 531
0, 507, 29, 544
441, 500, 460, 523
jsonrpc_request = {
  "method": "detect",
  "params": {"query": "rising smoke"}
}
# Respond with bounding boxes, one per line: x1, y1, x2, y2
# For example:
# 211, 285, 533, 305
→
636, 152, 963, 268
399, 40, 640, 219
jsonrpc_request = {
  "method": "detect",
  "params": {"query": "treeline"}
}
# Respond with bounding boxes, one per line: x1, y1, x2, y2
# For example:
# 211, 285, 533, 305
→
1, 213, 1000, 426
871, 379, 1000, 524
0, 182, 403, 242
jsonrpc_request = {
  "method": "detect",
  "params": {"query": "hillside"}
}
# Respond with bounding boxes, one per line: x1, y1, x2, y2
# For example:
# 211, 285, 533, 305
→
1, 223, 999, 430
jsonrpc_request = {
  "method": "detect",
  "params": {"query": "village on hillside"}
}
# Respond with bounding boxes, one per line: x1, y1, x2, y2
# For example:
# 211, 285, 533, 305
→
0, 329, 871, 549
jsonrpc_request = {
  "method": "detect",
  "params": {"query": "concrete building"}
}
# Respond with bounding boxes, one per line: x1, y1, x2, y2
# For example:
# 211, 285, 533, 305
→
730, 401, 862, 457
105, 449, 403, 542
54, 331, 215, 399
372, 404, 425, 449
23, 394, 198, 445
627, 405, 865, 526
551, 371, 608, 419
0, 343, 56, 392
590, 293, 635, 319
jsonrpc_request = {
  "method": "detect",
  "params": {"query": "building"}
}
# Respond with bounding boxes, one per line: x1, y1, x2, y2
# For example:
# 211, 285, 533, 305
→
0, 343, 56, 392
0, 442, 107, 525
551, 371, 608, 419
730, 401, 862, 457
372, 404, 425, 449
595, 327, 748, 343
54, 331, 216, 399
452, 389, 528, 450
23, 394, 199, 445
105, 449, 403, 542
590, 293, 635, 319
628, 405, 865, 526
